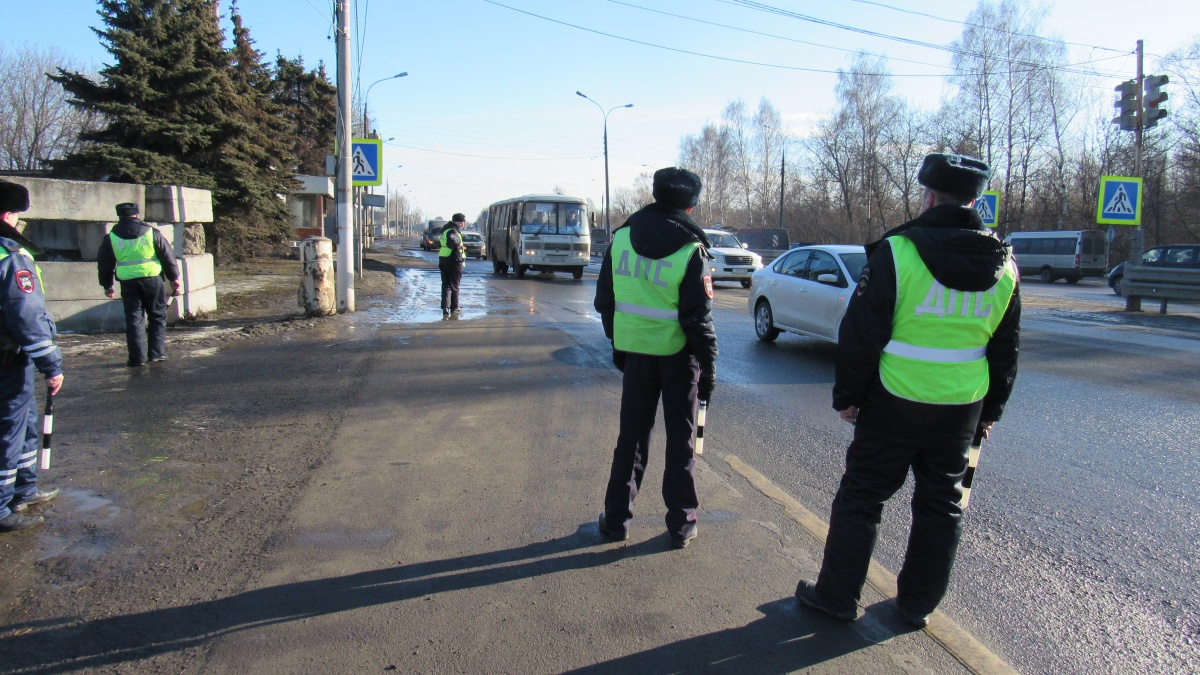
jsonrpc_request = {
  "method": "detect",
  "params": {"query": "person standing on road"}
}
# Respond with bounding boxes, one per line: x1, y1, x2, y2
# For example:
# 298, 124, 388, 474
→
0, 181, 64, 533
439, 213, 467, 317
594, 167, 718, 549
97, 203, 181, 367
793, 153, 1021, 628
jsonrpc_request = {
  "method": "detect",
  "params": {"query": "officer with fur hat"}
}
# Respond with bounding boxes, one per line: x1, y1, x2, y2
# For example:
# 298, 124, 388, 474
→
438, 213, 467, 317
594, 167, 718, 549
97, 202, 180, 366
794, 153, 1021, 627
0, 181, 64, 533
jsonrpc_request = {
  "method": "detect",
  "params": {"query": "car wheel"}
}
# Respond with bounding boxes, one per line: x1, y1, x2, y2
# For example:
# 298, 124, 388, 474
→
754, 301, 780, 342
514, 251, 526, 279
740, 279, 752, 289
572, 266, 584, 280
1112, 276, 1123, 297
1039, 268, 1054, 283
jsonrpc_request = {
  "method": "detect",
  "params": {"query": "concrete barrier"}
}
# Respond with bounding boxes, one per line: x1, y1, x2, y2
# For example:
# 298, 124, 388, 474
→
41, 253, 217, 333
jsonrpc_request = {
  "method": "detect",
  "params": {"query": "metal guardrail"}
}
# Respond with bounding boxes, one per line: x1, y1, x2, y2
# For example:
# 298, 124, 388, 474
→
1123, 266, 1200, 313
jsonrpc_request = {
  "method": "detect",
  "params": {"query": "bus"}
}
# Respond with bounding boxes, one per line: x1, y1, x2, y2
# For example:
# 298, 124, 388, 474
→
1004, 230, 1106, 283
486, 195, 591, 279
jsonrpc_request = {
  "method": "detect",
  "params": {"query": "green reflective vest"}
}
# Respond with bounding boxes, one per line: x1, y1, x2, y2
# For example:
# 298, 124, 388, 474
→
439, 228, 464, 258
111, 230, 162, 280
610, 227, 698, 355
879, 235, 1017, 404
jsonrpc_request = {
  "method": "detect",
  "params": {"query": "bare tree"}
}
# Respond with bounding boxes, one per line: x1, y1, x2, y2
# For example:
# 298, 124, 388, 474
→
0, 44, 101, 171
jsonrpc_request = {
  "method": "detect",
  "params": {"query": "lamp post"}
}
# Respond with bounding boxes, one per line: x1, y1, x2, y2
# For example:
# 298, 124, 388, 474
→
363, 72, 407, 137
386, 164, 404, 237
576, 91, 632, 231
357, 73, 406, 274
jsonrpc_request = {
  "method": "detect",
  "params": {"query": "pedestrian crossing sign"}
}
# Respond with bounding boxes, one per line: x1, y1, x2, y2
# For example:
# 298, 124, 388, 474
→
976, 191, 1000, 228
1096, 176, 1142, 226
351, 139, 383, 186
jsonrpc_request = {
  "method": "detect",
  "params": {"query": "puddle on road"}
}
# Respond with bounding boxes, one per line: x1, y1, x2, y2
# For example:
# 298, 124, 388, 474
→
360, 268, 531, 326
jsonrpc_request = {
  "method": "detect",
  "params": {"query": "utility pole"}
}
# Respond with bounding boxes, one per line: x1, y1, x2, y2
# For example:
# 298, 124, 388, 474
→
1127, 39, 1145, 312
335, 1, 355, 312
777, 149, 785, 229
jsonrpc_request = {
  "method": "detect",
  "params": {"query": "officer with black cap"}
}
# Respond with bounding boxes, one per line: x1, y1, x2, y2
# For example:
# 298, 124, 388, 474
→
97, 202, 181, 367
594, 167, 718, 549
794, 153, 1021, 627
0, 180, 64, 533
438, 213, 467, 317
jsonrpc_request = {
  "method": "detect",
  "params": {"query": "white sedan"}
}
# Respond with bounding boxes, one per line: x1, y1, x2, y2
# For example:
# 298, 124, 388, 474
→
747, 244, 868, 344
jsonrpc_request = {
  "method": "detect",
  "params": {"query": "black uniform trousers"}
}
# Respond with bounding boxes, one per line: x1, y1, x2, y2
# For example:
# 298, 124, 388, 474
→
120, 275, 167, 365
438, 257, 464, 312
815, 387, 982, 617
603, 350, 701, 539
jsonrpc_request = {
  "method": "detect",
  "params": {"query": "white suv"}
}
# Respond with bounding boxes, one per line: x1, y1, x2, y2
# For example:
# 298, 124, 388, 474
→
703, 229, 763, 288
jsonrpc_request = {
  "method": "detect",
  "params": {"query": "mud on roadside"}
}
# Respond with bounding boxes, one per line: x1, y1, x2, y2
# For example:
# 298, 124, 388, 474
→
0, 246, 429, 673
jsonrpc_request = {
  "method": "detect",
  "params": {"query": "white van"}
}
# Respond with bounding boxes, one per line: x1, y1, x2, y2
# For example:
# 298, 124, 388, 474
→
1004, 230, 1106, 284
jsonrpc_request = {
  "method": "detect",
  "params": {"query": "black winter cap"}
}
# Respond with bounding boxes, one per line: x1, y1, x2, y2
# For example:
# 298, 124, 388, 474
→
917, 153, 991, 200
0, 181, 30, 214
451, 213, 466, 223
116, 202, 141, 217
652, 167, 702, 210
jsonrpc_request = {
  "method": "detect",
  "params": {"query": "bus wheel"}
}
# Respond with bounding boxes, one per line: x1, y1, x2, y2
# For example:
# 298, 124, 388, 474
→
1039, 268, 1055, 283
491, 253, 506, 274
514, 252, 526, 279
572, 266, 584, 280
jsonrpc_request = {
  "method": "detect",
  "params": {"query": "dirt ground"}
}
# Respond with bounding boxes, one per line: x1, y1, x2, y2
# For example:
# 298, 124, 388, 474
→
0, 247, 426, 673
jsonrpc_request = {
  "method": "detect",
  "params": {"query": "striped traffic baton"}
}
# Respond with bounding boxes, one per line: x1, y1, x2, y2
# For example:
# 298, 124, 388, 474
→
39, 387, 54, 470
960, 428, 984, 509
695, 399, 708, 455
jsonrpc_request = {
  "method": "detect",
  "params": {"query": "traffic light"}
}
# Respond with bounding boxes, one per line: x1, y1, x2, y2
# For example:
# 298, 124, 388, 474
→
1144, 74, 1169, 129
1112, 79, 1138, 131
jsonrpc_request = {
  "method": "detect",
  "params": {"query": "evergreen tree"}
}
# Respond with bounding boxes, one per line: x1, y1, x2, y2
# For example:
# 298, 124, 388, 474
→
49, 0, 223, 188
272, 55, 336, 177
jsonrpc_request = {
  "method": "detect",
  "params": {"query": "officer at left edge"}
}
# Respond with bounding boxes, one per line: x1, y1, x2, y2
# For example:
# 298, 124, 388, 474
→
0, 180, 64, 533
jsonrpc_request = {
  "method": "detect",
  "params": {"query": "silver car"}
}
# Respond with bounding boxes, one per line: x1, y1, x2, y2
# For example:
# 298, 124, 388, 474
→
748, 244, 868, 344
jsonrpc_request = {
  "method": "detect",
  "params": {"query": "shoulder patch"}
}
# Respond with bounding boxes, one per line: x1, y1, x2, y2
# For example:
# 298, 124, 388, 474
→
703, 275, 714, 299
855, 266, 871, 296
15, 269, 35, 294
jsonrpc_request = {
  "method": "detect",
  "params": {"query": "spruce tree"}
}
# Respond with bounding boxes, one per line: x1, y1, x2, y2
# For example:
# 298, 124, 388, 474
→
272, 55, 337, 177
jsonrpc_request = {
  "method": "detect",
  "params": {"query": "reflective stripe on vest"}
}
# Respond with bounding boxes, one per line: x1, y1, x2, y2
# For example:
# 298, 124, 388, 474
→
610, 227, 698, 355
878, 235, 1016, 404
111, 230, 162, 280
439, 228, 464, 258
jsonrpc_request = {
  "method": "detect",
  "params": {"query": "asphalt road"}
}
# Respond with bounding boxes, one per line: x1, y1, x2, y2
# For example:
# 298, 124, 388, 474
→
475, 254, 1200, 675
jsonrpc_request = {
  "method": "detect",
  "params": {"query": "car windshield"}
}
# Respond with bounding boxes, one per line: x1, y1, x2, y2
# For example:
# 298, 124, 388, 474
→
520, 202, 588, 235
707, 233, 742, 249
838, 252, 868, 282
462, 233, 481, 242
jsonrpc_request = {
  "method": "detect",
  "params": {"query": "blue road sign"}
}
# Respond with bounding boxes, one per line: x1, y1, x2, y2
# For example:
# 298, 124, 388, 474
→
352, 139, 382, 186
1096, 176, 1142, 226
976, 191, 1000, 228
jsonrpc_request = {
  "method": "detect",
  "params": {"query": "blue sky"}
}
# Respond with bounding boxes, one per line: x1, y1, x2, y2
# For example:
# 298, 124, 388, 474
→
8, 0, 1199, 222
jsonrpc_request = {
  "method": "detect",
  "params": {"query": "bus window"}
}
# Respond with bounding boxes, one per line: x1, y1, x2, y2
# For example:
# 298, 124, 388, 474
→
560, 205, 587, 235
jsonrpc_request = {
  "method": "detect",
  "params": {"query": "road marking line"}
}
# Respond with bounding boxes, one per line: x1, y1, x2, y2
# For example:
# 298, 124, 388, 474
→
723, 454, 1018, 675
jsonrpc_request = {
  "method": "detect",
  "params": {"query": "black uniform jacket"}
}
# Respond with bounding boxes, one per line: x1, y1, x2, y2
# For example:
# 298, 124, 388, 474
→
97, 217, 181, 290
833, 204, 1021, 423
594, 203, 719, 373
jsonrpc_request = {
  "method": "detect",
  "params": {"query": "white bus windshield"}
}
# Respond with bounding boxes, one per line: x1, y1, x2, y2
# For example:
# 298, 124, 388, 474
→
521, 202, 588, 236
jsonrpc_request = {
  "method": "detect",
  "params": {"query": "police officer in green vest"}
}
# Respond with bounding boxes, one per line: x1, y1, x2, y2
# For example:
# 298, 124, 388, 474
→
438, 214, 466, 317
594, 167, 718, 549
794, 154, 1020, 628
97, 203, 181, 367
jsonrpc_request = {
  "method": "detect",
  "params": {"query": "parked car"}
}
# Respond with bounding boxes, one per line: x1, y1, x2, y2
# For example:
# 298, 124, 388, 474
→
461, 231, 485, 259
1108, 244, 1200, 296
747, 244, 868, 344
703, 229, 763, 288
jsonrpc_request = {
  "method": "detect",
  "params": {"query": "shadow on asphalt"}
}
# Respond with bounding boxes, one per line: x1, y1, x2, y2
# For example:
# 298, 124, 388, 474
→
1, 524, 694, 672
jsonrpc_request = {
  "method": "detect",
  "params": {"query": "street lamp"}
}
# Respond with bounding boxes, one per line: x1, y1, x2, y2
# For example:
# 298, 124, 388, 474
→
386, 165, 404, 236
576, 91, 632, 231
363, 72, 407, 137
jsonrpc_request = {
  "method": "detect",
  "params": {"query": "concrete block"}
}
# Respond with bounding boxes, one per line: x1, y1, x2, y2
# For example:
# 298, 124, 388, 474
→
13, 177, 145, 222
77, 222, 115, 262
146, 185, 214, 223
180, 254, 216, 291
172, 285, 217, 321
47, 298, 127, 334
39, 261, 106, 301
